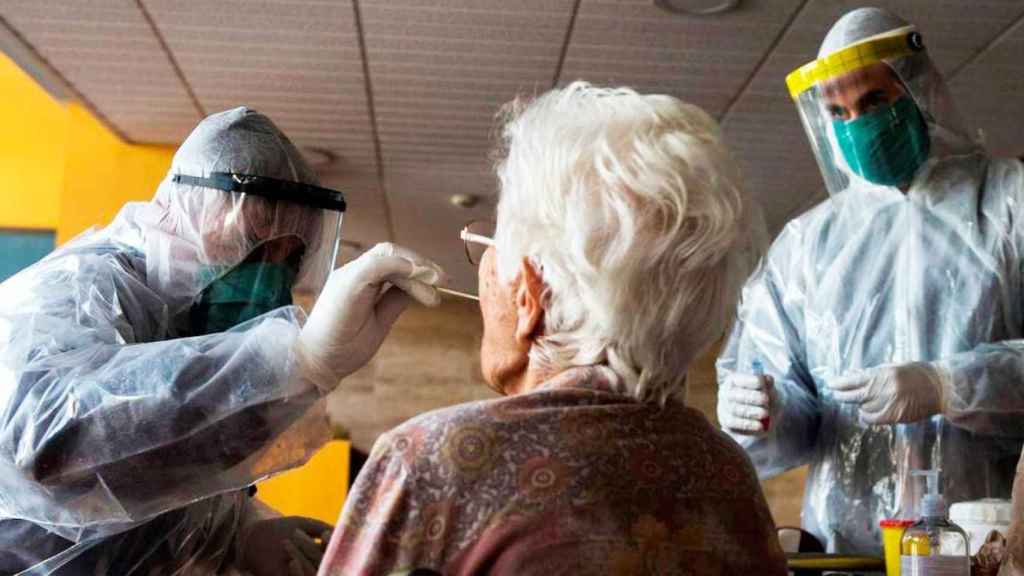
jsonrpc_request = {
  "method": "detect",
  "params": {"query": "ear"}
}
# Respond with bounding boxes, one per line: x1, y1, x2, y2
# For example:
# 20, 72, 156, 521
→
513, 257, 544, 345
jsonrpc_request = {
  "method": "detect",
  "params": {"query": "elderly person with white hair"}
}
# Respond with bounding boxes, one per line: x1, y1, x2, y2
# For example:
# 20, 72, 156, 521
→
317, 82, 786, 576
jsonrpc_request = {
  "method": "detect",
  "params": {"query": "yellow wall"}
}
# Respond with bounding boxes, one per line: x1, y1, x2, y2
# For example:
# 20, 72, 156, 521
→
58, 103, 175, 244
0, 51, 66, 230
257, 440, 351, 525
2, 49, 351, 524
0, 50, 176, 242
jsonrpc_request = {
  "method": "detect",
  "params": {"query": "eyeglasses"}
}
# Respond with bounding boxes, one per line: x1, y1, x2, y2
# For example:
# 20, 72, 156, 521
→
461, 219, 495, 266
435, 220, 494, 302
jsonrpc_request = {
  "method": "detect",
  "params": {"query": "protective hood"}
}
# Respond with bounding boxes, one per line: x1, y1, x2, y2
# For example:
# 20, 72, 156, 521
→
123, 107, 344, 325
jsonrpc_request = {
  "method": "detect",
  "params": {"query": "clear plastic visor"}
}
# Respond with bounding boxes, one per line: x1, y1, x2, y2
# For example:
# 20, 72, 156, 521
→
169, 173, 345, 327
786, 27, 934, 196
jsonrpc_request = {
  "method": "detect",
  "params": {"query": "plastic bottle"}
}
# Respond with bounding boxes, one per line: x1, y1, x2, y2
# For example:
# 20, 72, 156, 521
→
900, 469, 970, 575
949, 498, 1013, 555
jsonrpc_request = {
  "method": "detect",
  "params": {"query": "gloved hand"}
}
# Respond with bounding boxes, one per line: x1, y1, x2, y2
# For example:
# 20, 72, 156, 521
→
297, 243, 445, 392
829, 361, 950, 424
718, 372, 778, 436
237, 516, 333, 576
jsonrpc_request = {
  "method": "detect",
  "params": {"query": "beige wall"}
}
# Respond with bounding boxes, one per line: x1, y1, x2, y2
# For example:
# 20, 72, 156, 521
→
328, 300, 806, 527
327, 299, 496, 451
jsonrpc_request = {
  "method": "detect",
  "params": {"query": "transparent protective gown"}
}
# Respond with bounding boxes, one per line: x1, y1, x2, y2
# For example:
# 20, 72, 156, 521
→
718, 15, 1024, 553
0, 108, 340, 574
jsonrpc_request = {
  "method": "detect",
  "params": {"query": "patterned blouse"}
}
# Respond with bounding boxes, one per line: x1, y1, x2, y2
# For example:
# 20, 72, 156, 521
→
319, 367, 787, 576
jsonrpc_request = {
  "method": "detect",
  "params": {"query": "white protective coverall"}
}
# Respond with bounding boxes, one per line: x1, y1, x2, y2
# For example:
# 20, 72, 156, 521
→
718, 7, 1024, 553
1, 107, 350, 574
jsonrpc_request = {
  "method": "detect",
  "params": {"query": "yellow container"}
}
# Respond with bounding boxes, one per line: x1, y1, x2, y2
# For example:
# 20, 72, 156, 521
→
880, 519, 915, 575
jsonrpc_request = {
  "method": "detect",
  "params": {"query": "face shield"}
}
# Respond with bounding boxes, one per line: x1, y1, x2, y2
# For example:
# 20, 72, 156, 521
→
169, 172, 346, 334
786, 26, 976, 196
134, 107, 347, 330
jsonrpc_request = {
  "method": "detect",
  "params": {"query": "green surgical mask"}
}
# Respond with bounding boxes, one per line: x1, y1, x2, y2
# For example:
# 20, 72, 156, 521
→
832, 95, 931, 187
190, 262, 296, 335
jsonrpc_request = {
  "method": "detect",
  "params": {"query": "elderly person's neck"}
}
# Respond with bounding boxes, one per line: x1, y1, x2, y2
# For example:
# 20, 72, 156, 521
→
499, 358, 552, 396
479, 250, 551, 396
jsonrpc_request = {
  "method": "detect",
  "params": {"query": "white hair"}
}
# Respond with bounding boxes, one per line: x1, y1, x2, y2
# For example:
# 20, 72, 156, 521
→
493, 81, 760, 403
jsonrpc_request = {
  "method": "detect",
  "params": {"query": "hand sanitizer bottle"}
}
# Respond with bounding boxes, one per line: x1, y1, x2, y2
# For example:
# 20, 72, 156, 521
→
900, 469, 970, 575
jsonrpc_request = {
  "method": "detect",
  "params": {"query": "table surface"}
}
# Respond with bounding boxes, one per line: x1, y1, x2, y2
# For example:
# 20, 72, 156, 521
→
786, 553, 886, 570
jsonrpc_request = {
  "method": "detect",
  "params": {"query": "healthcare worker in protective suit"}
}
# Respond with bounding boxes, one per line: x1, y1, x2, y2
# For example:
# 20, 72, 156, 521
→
0, 107, 445, 575
717, 7, 1024, 553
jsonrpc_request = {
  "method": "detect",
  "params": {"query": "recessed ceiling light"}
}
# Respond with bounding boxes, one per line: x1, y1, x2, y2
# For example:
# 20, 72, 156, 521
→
449, 193, 481, 209
654, 0, 740, 16
301, 146, 337, 169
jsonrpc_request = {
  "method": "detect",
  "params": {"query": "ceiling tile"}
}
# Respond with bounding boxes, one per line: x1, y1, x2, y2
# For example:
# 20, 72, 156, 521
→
141, 0, 378, 170
357, 0, 574, 265
5, 0, 1023, 258
950, 18, 1024, 158
560, 0, 805, 117
361, 0, 575, 177
0, 0, 199, 142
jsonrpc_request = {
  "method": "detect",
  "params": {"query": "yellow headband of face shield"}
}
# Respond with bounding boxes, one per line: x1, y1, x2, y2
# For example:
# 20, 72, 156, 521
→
785, 26, 925, 100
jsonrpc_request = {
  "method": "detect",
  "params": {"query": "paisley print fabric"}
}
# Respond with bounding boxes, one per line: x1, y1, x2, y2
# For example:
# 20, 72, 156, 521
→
319, 367, 786, 575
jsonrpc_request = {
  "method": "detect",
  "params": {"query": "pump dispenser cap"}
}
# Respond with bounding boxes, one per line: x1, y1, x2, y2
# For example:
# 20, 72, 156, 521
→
913, 469, 946, 518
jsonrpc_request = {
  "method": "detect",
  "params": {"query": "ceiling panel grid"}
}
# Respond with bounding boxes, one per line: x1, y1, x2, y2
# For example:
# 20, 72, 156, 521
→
0, 0, 199, 142
359, 0, 577, 290
360, 0, 576, 173
4, 0, 1024, 287
950, 16, 1024, 157
559, 0, 805, 117
142, 0, 377, 173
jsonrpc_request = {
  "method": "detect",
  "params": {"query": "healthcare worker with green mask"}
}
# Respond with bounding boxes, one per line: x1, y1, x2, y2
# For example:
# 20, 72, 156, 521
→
717, 7, 1024, 553
0, 107, 445, 575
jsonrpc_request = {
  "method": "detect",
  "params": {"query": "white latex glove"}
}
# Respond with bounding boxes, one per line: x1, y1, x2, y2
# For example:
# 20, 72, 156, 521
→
718, 372, 778, 435
237, 516, 334, 576
297, 242, 445, 392
829, 361, 950, 424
